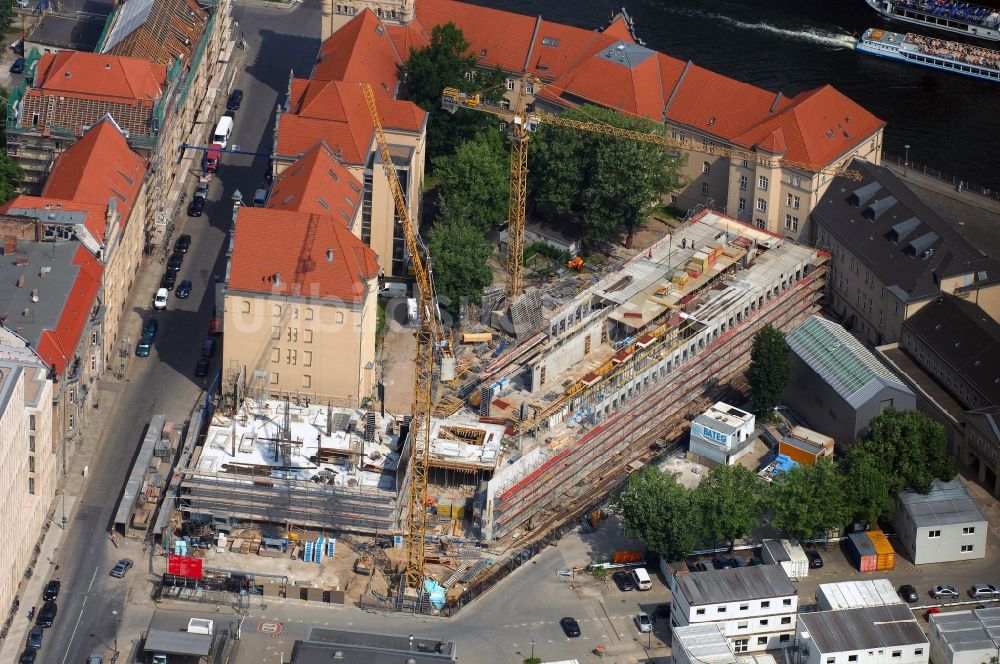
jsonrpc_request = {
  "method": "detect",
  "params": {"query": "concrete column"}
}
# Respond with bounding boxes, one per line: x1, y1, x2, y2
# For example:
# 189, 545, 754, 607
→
321, 0, 333, 41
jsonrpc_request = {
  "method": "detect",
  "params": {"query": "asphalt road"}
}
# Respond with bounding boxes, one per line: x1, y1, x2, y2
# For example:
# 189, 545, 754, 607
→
42, 1, 322, 661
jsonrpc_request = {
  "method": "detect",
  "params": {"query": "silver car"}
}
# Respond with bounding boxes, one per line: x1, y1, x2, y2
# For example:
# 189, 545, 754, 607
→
969, 583, 999, 599
635, 611, 652, 633
930, 585, 959, 599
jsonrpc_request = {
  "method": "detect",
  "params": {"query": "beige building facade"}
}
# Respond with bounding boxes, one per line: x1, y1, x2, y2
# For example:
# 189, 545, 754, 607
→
0, 350, 54, 619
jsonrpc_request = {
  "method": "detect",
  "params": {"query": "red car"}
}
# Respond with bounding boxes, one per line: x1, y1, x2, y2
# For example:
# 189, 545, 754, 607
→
209, 316, 222, 336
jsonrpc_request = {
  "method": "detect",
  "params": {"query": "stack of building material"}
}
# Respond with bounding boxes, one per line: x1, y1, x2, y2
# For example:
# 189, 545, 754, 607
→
846, 531, 894, 572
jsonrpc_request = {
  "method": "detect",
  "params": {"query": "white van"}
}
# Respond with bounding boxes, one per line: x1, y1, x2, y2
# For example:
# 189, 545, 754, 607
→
153, 288, 168, 310
632, 567, 652, 591
212, 116, 233, 149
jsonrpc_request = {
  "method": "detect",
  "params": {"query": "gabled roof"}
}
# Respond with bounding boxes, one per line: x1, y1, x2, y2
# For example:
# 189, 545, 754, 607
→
35, 244, 103, 375
32, 50, 166, 103
266, 142, 363, 223
902, 294, 1000, 406
314, 10, 404, 97
277, 80, 425, 163
799, 605, 926, 654
675, 564, 794, 605
41, 118, 147, 239
228, 208, 379, 302
813, 160, 996, 302
102, 0, 207, 65
897, 477, 986, 528
787, 315, 912, 409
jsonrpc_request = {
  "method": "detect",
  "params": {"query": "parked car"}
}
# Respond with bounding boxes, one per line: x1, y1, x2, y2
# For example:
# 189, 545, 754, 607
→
930, 585, 959, 599
732, 557, 749, 568
187, 197, 204, 217
635, 611, 652, 633
87, 657, 104, 664
898, 584, 919, 603
176, 280, 192, 299
109, 559, 133, 578
135, 339, 152, 357
201, 338, 217, 358
712, 557, 733, 570
193, 183, 209, 200
694, 561, 713, 572
559, 616, 581, 638
153, 288, 168, 310
175, 233, 192, 253
167, 252, 183, 273
194, 359, 210, 377
209, 316, 222, 336
10, 57, 25, 74
42, 580, 60, 602
141, 318, 158, 341
612, 570, 635, 592
806, 551, 823, 569
924, 607, 942, 620
19, 649, 36, 664
161, 271, 176, 290
226, 89, 243, 110
36, 601, 56, 627
27, 626, 43, 649
969, 584, 1000, 599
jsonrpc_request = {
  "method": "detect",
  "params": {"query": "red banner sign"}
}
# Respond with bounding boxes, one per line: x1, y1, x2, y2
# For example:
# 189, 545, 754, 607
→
168, 554, 203, 579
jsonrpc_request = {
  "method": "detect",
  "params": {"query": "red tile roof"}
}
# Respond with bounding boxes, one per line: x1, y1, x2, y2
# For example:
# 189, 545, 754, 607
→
41, 119, 147, 239
228, 208, 379, 302
413, 0, 540, 72
277, 80, 425, 163
314, 10, 404, 96
35, 244, 103, 375
266, 142, 363, 223
33, 50, 167, 103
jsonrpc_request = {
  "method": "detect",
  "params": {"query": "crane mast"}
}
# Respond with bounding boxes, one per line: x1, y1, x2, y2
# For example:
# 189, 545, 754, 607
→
442, 78, 863, 298
361, 83, 434, 593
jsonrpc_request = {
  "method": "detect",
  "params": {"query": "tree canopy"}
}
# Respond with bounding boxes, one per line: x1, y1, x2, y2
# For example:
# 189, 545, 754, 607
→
692, 465, 765, 548
427, 216, 494, 317
433, 129, 509, 232
529, 104, 685, 247
842, 447, 896, 525
770, 457, 851, 540
746, 324, 791, 416
0, 151, 23, 203
618, 465, 699, 561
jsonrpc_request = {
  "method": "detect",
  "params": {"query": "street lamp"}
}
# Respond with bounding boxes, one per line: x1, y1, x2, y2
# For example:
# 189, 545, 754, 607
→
408, 635, 414, 652
904, 144, 911, 176
112, 609, 119, 655
530, 639, 535, 660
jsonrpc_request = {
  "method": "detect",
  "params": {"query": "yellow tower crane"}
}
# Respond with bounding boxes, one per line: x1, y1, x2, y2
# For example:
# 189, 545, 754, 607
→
361, 83, 437, 593
442, 76, 863, 298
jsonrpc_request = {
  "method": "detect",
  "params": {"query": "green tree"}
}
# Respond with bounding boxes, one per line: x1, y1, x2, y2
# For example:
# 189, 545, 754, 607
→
841, 448, 894, 524
427, 216, 493, 317
745, 324, 791, 417
0, 151, 23, 202
530, 105, 685, 247
692, 465, 766, 548
434, 129, 509, 232
852, 408, 956, 494
618, 465, 699, 561
770, 457, 851, 540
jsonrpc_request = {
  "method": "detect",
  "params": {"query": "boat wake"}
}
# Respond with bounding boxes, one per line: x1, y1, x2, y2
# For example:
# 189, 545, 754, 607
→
663, 7, 857, 49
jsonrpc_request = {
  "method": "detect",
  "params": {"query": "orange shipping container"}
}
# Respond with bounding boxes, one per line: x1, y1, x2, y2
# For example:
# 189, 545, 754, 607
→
613, 550, 643, 564
867, 529, 896, 571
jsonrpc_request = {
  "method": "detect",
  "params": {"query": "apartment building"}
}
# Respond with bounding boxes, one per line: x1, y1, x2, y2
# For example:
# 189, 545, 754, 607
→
223, 204, 380, 405
324, 0, 884, 239
273, 10, 427, 277
812, 160, 997, 346
797, 605, 928, 664
0, 118, 146, 460
893, 478, 987, 564
0, 346, 54, 621
670, 565, 798, 653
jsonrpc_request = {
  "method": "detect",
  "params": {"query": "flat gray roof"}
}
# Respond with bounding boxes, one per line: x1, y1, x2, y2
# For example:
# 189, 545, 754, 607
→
28, 14, 108, 51
676, 564, 794, 605
800, 605, 927, 653
143, 629, 212, 656
931, 607, 1000, 653
897, 477, 987, 528
0, 238, 82, 350
291, 627, 456, 664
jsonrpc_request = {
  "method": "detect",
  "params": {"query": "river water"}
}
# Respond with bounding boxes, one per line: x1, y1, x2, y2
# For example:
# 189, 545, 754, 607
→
470, 0, 1000, 191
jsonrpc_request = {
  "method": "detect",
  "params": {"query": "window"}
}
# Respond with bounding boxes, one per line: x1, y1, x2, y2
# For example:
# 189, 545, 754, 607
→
961, 544, 974, 552
335, 311, 345, 324
304, 329, 313, 344
286, 328, 298, 342
717, 606, 726, 613
780, 635, 791, 643
703, 161, 711, 174
761, 601, 770, 608
755, 219, 766, 229
272, 305, 281, 317
91, 356, 97, 372
30, 414, 36, 431
738, 198, 746, 213
734, 639, 749, 653
270, 372, 279, 385
928, 530, 941, 538
760, 619, 769, 626
91, 330, 98, 345
68, 414, 74, 430
781, 616, 791, 624
584, 335, 591, 355
525, 82, 534, 94
741, 159, 749, 168
757, 198, 767, 212
304, 351, 312, 367
28, 477, 35, 495
739, 604, 749, 611
302, 374, 311, 389
963, 526, 975, 535
272, 326, 281, 340
539, 366, 546, 386
892, 652, 902, 659
759, 175, 769, 190
29, 435, 35, 453
28, 456, 35, 473
849, 656, 858, 662
305, 308, 314, 321
786, 193, 801, 209
286, 349, 297, 365
505, 78, 514, 91
271, 348, 280, 363
739, 175, 748, 191
702, 182, 710, 196
758, 637, 767, 646
915, 650, 923, 657
242, 300, 251, 313
738, 622, 749, 629
696, 608, 706, 616
783, 598, 792, 606
827, 659, 836, 664
784, 214, 799, 231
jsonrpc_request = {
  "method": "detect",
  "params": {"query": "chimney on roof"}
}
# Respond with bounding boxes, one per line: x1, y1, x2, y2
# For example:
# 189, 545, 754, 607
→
326, 249, 333, 263
31, 288, 38, 303
104, 63, 110, 70
16, 275, 24, 288
274, 272, 281, 288
22, 308, 30, 317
